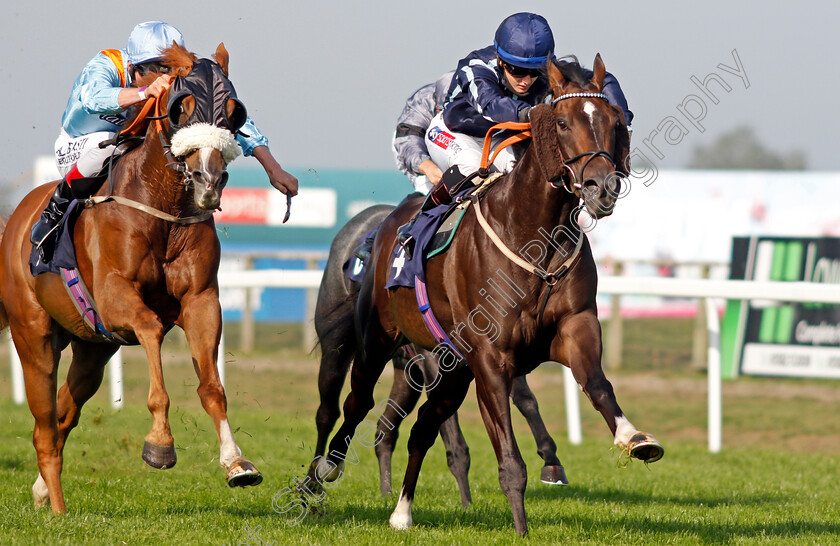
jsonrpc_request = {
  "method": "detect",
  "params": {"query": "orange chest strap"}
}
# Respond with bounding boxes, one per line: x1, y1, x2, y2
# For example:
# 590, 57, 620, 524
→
479, 121, 532, 176
100, 49, 126, 88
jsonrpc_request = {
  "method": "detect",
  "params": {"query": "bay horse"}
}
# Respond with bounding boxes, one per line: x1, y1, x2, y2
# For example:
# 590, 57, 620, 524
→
0, 43, 261, 513
313, 205, 567, 508
308, 55, 663, 536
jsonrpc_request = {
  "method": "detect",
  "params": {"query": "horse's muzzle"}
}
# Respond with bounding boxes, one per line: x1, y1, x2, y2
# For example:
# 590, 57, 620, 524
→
580, 172, 621, 219
192, 170, 228, 210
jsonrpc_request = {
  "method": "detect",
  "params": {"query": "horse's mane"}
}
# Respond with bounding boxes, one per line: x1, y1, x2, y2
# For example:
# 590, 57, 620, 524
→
119, 44, 198, 137
162, 43, 197, 77
552, 55, 589, 89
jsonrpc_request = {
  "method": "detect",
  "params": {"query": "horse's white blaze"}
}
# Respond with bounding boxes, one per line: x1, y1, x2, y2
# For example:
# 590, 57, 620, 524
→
32, 473, 49, 508
198, 147, 214, 180
219, 419, 242, 467
389, 487, 413, 530
613, 415, 639, 448
583, 101, 603, 149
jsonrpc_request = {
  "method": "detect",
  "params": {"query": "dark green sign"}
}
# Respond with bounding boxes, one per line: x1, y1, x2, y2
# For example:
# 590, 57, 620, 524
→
721, 237, 840, 378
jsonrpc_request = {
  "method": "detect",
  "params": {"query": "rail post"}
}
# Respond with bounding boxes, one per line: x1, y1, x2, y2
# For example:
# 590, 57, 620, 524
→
692, 264, 712, 370
605, 261, 624, 369
240, 255, 255, 352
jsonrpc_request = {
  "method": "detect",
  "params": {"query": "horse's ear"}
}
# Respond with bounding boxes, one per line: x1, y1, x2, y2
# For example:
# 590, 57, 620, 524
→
590, 53, 606, 91
528, 104, 566, 182
612, 105, 631, 176
214, 43, 230, 77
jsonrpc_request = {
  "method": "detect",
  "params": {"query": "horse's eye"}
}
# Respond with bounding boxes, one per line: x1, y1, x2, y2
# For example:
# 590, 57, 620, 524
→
557, 119, 568, 130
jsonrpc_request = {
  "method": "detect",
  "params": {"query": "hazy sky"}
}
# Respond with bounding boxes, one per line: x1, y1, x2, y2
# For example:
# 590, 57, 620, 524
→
2, 1, 838, 193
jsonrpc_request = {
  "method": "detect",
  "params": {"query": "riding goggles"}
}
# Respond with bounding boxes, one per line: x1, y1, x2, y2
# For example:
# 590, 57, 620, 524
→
502, 62, 542, 79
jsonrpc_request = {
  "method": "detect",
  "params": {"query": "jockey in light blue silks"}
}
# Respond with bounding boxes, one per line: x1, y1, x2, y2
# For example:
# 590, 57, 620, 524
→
32, 21, 298, 259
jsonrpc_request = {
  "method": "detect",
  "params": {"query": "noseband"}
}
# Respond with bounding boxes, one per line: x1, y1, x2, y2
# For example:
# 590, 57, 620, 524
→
550, 92, 616, 194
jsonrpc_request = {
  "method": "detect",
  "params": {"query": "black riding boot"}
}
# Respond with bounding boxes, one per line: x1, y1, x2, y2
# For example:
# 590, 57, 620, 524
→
397, 166, 469, 260
30, 179, 73, 253
353, 234, 376, 262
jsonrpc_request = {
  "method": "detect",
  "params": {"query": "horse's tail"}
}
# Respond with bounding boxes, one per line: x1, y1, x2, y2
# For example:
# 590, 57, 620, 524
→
0, 215, 9, 332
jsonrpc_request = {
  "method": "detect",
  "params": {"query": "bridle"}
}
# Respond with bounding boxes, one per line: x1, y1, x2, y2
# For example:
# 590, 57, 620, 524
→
549, 92, 616, 194
471, 90, 620, 287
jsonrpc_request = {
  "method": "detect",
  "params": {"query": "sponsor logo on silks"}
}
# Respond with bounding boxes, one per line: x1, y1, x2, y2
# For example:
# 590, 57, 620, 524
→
99, 113, 126, 126
392, 247, 407, 278
427, 126, 455, 150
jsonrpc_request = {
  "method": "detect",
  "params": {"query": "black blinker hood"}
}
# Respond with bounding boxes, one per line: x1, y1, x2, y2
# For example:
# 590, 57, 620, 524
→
167, 58, 247, 134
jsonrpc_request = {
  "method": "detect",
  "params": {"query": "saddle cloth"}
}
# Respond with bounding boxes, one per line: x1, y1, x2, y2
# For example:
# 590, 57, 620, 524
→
29, 200, 84, 276
384, 187, 475, 290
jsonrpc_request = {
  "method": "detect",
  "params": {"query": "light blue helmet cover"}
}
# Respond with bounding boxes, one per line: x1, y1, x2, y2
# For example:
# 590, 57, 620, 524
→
126, 21, 185, 65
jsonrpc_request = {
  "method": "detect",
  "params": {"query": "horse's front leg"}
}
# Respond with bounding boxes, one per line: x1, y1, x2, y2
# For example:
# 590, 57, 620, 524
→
180, 290, 262, 487
552, 311, 664, 463
99, 281, 176, 469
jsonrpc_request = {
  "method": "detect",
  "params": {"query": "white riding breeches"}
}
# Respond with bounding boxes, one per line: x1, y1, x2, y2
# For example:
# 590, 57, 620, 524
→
54, 129, 117, 177
425, 112, 516, 176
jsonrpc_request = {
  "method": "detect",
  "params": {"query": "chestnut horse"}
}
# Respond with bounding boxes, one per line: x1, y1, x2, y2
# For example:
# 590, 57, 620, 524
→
0, 43, 261, 513
309, 55, 663, 536
313, 205, 567, 509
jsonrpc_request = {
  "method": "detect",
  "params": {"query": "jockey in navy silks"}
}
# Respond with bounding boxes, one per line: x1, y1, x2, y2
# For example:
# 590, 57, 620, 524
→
31, 21, 298, 258
397, 12, 633, 258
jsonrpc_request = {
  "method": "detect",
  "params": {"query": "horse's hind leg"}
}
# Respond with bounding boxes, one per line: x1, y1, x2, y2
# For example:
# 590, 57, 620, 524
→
13, 323, 66, 512
510, 375, 567, 485
389, 364, 473, 530
553, 312, 664, 463
36, 340, 119, 507
313, 337, 393, 485
55, 341, 118, 451
437, 411, 472, 507
417, 348, 472, 507
472, 361, 530, 536
377, 347, 472, 506
181, 292, 261, 487
314, 304, 356, 458
374, 347, 422, 496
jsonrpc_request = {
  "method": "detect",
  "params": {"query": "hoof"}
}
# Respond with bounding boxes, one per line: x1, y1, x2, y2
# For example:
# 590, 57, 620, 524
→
389, 511, 412, 530
628, 433, 665, 463
540, 464, 569, 485
226, 458, 263, 487
142, 441, 177, 469
313, 455, 344, 483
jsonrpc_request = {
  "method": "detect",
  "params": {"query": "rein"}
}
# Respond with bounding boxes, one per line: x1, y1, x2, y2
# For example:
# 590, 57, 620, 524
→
92, 96, 212, 225
84, 195, 211, 224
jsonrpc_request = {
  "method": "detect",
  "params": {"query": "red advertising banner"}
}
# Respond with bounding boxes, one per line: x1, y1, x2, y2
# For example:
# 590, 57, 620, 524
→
215, 188, 271, 224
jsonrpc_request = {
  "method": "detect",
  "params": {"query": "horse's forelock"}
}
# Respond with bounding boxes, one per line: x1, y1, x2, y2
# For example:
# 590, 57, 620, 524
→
162, 43, 197, 77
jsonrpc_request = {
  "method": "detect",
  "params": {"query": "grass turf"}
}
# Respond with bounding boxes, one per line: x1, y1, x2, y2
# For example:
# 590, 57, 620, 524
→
0, 318, 839, 544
